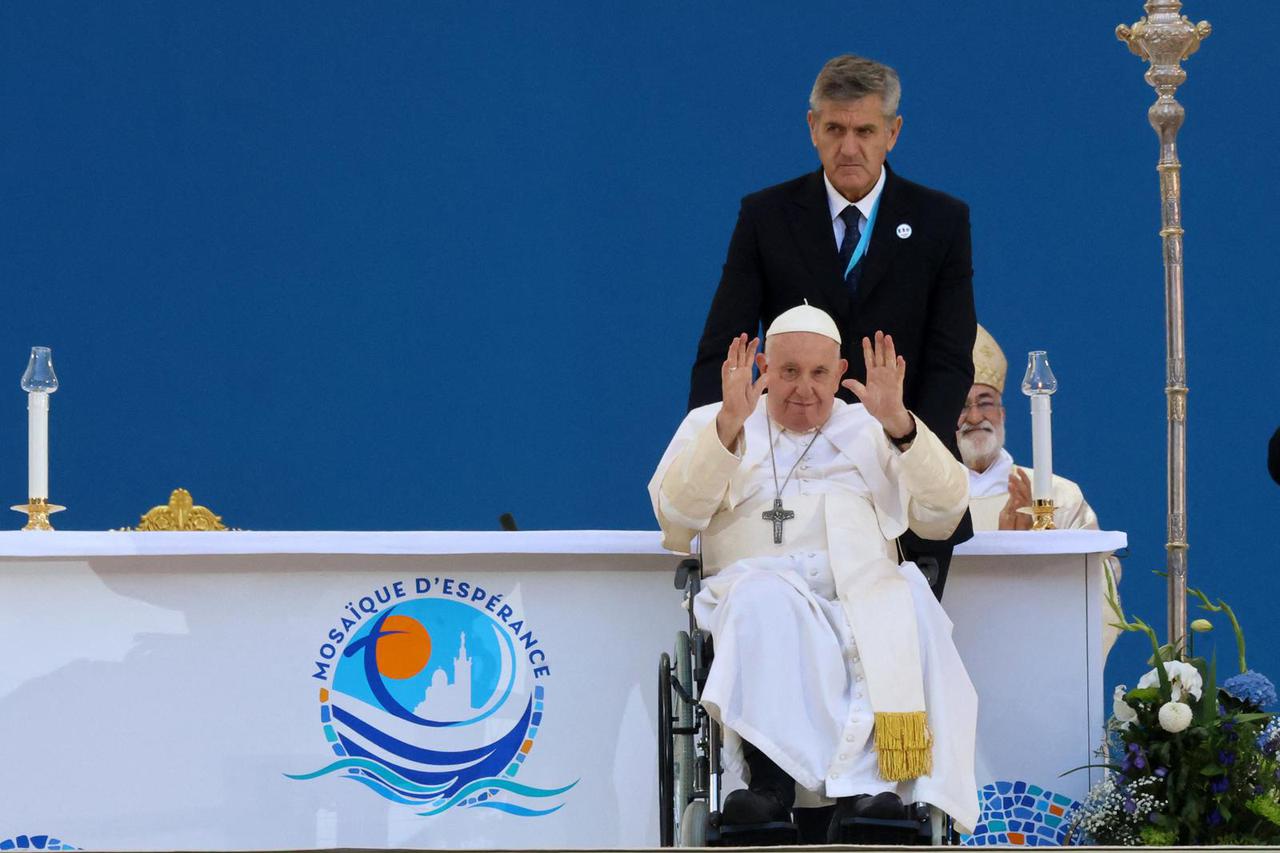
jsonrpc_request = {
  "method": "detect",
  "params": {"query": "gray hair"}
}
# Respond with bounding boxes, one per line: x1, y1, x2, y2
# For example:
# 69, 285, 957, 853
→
808, 54, 901, 117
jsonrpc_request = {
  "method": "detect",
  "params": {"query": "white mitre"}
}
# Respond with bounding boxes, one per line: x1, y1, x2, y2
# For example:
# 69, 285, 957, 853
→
766, 302, 841, 344
973, 324, 1007, 393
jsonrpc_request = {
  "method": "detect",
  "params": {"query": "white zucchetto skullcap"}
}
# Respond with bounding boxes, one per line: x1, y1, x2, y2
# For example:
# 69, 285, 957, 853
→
765, 301, 841, 345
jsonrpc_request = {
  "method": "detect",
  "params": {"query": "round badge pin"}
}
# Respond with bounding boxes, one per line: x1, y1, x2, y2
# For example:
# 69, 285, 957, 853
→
896, 223, 912, 239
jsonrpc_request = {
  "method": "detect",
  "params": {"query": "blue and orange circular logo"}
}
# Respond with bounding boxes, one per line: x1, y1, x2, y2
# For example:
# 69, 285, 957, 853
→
289, 577, 574, 817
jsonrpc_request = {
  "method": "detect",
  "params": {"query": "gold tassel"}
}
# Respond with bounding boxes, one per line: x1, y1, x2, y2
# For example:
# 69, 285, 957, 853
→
874, 711, 933, 781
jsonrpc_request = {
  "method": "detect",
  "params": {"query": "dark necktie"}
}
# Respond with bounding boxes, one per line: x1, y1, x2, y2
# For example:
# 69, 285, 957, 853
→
837, 205, 864, 294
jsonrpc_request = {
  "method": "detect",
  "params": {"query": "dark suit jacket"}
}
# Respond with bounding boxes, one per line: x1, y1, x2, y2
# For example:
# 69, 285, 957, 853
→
688, 164, 977, 585
1270, 426, 1280, 486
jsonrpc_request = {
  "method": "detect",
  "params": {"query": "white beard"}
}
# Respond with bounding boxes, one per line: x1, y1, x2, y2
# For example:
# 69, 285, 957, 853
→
958, 419, 1005, 473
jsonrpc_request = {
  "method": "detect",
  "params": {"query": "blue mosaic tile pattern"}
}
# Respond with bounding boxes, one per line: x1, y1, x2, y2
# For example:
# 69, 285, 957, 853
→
961, 780, 1080, 846
0, 836, 78, 851
462, 684, 546, 806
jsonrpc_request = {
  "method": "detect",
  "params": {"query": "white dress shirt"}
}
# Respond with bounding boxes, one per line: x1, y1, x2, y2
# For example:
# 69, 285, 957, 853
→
823, 165, 887, 251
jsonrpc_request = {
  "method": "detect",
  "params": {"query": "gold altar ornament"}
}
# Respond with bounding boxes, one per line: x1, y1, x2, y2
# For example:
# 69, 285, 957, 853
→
1015, 498, 1058, 531
12, 497, 65, 531
133, 488, 228, 531
1029, 499, 1056, 531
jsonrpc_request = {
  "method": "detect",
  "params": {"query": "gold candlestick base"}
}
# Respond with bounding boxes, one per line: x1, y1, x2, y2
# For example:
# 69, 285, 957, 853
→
1017, 498, 1057, 530
12, 498, 65, 531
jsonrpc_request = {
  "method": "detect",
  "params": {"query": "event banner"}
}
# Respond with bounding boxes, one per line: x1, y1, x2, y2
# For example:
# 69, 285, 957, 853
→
0, 551, 683, 849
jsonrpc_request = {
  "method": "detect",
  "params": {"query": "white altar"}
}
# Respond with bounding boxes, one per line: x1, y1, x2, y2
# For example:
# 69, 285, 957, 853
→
0, 528, 1122, 850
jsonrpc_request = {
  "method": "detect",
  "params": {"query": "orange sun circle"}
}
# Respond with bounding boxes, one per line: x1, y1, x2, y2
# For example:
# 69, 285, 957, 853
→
375, 615, 432, 680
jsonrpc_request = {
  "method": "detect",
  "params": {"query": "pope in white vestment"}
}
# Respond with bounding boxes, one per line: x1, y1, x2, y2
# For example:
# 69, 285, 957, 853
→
649, 305, 979, 835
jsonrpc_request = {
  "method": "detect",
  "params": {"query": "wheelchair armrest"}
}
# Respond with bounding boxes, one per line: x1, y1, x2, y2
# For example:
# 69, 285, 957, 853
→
916, 556, 940, 587
674, 557, 702, 591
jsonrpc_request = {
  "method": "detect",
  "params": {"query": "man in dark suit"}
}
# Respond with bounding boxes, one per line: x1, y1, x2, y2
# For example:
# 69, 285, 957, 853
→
689, 54, 976, 601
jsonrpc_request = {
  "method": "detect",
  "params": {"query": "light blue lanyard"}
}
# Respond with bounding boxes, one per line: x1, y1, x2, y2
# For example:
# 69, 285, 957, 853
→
845, 194, 880, 278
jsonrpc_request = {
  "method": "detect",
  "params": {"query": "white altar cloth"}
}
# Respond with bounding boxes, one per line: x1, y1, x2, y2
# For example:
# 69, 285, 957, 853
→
0, 529, 1122, 850
0, 528, 1121, 557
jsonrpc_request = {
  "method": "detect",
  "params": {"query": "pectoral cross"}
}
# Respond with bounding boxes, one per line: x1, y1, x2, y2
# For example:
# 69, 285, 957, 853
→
761, 498, 795, 545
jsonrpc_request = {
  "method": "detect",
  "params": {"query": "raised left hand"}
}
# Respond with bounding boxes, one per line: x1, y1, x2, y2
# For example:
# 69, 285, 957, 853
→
842, 331, 913, 438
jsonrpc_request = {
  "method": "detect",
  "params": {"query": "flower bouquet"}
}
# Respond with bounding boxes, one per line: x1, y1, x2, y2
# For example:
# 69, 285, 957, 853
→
1068, 573, 1280, 845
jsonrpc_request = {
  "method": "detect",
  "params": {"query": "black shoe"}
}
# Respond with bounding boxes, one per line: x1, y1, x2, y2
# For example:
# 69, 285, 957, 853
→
721, 740, 796, 826
721, 787, 792, 825
826, 792, 908, 842
855, 791, 908, 820
793, 805, 836, 845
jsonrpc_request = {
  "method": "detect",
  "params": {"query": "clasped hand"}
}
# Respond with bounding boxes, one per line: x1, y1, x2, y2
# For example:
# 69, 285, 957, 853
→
999, 468, 1034, 531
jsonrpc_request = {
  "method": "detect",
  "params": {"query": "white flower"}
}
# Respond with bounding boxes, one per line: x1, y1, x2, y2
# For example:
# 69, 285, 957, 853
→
1158, 701, 1193, 733
1137, 660, 1203, 702
1113, 684, 1138, 725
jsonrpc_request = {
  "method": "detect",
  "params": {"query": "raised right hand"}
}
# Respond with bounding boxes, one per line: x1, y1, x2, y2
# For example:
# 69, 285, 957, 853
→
716, 333, 766, 448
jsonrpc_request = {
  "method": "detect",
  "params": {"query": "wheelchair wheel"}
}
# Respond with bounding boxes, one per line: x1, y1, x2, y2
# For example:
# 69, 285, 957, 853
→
679, 799, 710, 847
658, 652, 675, 847
672, 631, 696, 838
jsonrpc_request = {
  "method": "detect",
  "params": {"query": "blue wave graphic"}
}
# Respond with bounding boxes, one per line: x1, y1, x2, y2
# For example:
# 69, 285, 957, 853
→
416, 776, 579, 816
332, 696, 532, 797
285, 757, 453, 795
345, 773, 435, 805
350, 767, 453, 803
288, 758, 577, 817
332, 699, 528, 764
472, 801, 565, 817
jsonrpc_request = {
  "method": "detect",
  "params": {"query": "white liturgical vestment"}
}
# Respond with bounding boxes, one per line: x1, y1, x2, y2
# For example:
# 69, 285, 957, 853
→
648, 398, 979, 833
966, 449, 1100, 531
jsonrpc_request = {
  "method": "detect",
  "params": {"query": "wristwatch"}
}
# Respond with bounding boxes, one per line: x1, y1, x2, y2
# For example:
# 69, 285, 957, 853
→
888, 415, 917, 450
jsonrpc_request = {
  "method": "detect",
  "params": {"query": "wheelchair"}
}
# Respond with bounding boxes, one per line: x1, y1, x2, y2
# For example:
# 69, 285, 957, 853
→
657, 556, 957, 847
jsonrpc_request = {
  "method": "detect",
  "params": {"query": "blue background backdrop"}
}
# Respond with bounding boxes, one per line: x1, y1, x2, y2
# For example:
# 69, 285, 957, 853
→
2, 2, 1276, 707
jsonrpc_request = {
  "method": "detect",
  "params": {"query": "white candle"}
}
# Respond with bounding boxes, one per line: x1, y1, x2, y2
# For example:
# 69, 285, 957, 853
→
28, 391, 48, 500
1030, 393, 1053, 501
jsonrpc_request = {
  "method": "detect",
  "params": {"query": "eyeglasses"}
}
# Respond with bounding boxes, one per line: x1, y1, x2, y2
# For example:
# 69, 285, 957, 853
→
960, 400, 1002, 414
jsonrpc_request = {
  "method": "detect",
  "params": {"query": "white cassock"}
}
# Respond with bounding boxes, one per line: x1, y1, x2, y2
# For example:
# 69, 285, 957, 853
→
648, 398, 979, 833
967, 449, 1123, 655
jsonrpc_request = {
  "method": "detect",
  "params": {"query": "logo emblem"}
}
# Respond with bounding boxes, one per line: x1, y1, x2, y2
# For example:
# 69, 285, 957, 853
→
289, 577, 575, 817
896, 223, 912, 239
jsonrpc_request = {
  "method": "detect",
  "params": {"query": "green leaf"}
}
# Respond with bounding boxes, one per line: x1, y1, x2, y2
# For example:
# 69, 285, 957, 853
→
1127, 687, 1160, 703
1058, 762, 1121, 776
1189, 584, 1248, 673
1217, 597, 1248, 674
1228, 712, 1274, 724
1247, 795, 1280, 828
1199, 764, 1226, 776
1197, 652, 1218, 725
1131, 615, 1174, 700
